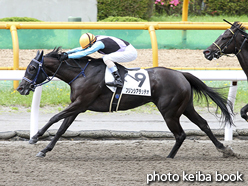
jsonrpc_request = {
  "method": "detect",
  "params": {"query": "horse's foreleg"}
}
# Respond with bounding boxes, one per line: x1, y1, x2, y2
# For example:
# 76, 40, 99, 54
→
29, 101, 83, 144
36, 114, 78, 158
29, 114, 66, 144
241, 104, 248, 122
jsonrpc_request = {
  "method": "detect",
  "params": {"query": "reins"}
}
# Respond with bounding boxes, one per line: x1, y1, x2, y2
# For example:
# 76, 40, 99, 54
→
66, 59, 90, 85
236, 37, 248, 56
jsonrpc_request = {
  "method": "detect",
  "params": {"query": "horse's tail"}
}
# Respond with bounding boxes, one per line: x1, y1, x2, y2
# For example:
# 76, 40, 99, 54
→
182, 72, 234, 126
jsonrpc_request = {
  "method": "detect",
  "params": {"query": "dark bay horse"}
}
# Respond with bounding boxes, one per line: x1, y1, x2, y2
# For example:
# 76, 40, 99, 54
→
203, 20, 248, 122
17, 48, 235, 158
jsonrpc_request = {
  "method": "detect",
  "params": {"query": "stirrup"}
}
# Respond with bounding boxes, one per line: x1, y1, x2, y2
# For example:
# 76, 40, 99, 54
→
106, 80, 123, 88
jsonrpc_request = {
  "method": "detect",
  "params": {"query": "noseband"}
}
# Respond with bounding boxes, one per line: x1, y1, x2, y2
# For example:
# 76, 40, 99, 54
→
213, 28, 247, 58
22, 57, 62, 91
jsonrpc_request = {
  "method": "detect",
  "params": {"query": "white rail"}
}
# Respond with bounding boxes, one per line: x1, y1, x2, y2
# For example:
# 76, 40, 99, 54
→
0, 70, 247, 140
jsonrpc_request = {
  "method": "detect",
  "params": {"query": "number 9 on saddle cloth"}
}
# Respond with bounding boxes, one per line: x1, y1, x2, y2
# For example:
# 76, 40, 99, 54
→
105, 67, 151, 112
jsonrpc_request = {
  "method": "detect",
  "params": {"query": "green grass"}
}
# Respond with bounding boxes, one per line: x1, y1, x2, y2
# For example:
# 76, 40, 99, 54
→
195, 81, 248, 112
0, 17, 42, 22
0, 81, 71, 108
0, 81, 247, 113
150, 15, 248, 22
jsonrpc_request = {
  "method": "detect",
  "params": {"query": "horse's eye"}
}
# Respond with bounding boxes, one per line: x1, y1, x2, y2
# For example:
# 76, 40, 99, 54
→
29, 65, 36, 72
222, 36, 232, 40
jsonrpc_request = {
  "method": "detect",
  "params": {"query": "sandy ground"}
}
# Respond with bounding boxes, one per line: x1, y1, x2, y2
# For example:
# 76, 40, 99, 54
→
0, 49, 241, 69
0, 140, 247, 185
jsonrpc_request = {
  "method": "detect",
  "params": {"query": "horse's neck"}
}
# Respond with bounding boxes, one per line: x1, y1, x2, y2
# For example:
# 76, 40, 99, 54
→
237, 48, 248, 79
44, 60, 74, 83
47, 59, 103, 84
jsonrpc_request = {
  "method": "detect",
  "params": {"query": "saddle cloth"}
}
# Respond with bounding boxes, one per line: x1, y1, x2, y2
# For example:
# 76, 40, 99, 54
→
105, 67, 151, 96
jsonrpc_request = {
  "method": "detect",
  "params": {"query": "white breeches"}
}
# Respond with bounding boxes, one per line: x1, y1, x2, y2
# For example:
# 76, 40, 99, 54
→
102, 44, 137, 65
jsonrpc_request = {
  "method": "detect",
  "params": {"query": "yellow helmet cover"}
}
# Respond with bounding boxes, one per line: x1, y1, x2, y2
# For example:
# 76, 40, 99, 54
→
79, 33, 96, 49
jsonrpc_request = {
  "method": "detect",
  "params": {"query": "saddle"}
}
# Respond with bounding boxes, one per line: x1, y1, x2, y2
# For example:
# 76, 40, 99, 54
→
105, 63, 151, 112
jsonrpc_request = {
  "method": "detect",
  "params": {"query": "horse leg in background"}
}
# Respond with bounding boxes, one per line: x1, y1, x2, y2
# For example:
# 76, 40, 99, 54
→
183, 104, 236, 157
36, 114, 79, 157
241, 104, 248, 121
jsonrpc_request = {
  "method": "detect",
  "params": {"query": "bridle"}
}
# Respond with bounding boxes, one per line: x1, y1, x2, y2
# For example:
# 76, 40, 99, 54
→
22, 56, 90, 90
213, 28, 248, 58
22, 57, 62, 91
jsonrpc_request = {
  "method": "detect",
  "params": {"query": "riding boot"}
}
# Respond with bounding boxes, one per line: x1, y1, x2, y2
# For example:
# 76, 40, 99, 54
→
106, 70, 124, 88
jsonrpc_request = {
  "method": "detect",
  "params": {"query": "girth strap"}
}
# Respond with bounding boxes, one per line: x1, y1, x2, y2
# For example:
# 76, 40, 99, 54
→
109, 87, 123, 112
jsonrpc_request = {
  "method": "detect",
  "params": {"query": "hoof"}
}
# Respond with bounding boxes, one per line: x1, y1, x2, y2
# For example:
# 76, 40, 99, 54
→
36, 151, 46, 158
29, 138, 38, 144
218, 145, 240, 158
241, 114, 248, 122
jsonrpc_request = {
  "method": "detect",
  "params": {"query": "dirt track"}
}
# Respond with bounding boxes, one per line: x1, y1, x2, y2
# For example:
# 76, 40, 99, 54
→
0, 49, 241, 69
0, 140, 247, 185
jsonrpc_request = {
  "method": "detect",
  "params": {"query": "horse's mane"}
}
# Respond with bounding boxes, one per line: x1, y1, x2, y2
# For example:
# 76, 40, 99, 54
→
232, 22, 246, 31
44, 47, 62, 59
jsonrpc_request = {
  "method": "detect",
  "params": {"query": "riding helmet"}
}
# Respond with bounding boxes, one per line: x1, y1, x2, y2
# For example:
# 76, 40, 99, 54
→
79, 33, 96, 49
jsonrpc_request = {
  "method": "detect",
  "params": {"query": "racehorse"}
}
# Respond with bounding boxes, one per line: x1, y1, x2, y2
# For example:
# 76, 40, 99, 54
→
203, 20, 248, 122
17, 47, 235, 158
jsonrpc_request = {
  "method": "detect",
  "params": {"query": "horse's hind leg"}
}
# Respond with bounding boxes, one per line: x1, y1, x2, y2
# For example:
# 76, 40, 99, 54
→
184, 104, 237, 157
155, 86, 189, 158
183, 106, 237, 157
156, 102, 186, 158
164, 117, 186, 158
183, 104, 225, 149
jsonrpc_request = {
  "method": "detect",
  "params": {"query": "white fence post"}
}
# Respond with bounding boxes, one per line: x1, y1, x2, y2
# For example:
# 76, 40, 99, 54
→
225, 81, 238, 141
30, 86, 42, 139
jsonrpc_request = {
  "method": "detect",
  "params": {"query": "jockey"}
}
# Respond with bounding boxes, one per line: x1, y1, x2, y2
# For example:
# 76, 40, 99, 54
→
60, 33, 137, 88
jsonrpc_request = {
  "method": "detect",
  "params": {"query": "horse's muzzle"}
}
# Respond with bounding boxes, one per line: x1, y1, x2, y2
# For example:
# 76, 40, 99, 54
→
203, 48, 222, 61
203, 49, 214, 61
17, 82, 31, 95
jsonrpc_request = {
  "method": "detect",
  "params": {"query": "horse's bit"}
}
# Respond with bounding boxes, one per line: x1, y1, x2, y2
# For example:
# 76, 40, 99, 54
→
213, 28, 247, 58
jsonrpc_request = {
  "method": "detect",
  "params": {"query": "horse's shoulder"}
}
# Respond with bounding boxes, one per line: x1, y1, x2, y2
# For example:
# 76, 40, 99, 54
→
82, 56, 102, 62
78, 56, 104, 66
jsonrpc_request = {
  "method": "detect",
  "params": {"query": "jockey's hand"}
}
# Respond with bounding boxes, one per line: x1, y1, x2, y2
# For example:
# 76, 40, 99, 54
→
60, 52, 68, 61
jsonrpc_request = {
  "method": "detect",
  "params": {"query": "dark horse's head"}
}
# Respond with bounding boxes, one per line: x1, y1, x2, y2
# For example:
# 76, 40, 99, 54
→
203, 21, 247, 60
17, 48, 62, 95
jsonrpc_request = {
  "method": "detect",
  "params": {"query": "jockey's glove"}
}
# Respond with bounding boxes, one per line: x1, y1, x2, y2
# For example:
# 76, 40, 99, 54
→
60, 52, 68, 61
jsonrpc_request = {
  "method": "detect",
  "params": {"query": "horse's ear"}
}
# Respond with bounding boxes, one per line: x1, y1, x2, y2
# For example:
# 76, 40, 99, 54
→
37, 50, 44, 61
34, 50, 40, 60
